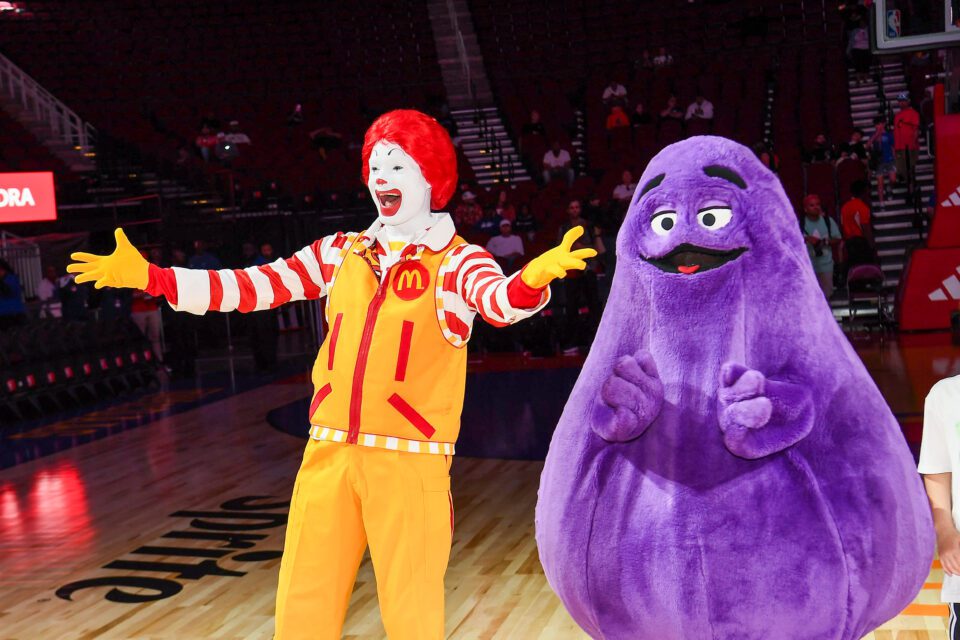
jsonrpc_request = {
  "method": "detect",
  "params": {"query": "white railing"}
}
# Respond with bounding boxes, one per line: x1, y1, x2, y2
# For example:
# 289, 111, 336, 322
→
0, 51, 96, 149
0, 230, 41, 299
446, 0, 474, 103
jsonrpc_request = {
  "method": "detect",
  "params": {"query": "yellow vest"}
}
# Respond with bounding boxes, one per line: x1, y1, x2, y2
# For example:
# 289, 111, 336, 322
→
308, 237, 467, 452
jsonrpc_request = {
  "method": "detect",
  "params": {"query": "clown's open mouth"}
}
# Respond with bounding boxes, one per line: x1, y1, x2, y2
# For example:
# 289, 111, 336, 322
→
376, 189, 402, 216
643, 243, 747, 275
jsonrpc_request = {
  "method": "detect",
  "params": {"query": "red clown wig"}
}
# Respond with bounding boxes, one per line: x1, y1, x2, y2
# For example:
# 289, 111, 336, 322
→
361, 109, 458, 210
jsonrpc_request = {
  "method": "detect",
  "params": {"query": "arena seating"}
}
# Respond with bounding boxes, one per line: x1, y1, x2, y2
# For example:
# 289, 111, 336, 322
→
0, 1, 447, 195
0, 318, 159, 426
0, 108, 68, 175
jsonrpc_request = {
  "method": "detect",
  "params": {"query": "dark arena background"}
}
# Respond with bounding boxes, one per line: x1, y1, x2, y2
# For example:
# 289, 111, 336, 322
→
0, 1, 959, 638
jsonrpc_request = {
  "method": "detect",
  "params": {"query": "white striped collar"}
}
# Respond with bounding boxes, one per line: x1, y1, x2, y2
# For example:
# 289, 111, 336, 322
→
359, 211, 456, 254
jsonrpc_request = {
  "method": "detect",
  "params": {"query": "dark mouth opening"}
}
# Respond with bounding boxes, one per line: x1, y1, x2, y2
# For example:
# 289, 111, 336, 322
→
643, 243, 747, 274
377, 191, 401, 207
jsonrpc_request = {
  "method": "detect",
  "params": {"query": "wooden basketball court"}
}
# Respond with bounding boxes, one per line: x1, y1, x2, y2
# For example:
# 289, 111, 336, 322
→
0, 338, 955, 639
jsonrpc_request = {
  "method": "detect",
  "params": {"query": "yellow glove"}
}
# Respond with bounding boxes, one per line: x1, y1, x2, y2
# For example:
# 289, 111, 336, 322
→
520, 226, 598, 289
66, 227, 150, 290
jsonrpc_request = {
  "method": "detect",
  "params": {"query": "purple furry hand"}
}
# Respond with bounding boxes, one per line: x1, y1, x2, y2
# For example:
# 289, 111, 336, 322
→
595, 351, 664, 442
718, 362, 814, 459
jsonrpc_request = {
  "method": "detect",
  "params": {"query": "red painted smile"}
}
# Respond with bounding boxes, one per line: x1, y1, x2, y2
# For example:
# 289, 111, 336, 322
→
376, 189, 402, 216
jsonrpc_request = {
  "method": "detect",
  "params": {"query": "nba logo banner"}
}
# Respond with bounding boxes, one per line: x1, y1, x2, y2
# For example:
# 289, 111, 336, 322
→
886, 10, 901, 38
0, 172, 57, 223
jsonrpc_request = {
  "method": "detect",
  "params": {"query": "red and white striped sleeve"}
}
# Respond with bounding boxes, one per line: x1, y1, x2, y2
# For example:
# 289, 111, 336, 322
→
447, 244, 550, 327
145, 232, 356, 315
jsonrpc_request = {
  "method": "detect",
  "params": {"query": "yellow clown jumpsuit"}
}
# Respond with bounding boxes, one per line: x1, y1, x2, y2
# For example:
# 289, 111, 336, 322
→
273, 214, 549, 639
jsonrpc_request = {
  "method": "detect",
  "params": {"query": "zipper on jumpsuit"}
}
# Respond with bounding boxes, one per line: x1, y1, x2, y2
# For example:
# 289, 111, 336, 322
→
347, 263, 395, 445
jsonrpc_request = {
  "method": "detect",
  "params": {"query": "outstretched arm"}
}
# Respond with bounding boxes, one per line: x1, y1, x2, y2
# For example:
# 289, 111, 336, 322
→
450, 226, 597, 327
717, 363, 815, 459
68, 228, 353, 315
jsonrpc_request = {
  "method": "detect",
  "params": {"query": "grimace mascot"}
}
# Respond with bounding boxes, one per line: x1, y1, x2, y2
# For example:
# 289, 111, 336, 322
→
535, 136, 933, 640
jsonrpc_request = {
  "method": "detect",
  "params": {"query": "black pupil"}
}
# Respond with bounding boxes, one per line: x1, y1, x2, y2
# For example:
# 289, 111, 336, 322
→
703, 212, 716, 226
661, 217, 674, 230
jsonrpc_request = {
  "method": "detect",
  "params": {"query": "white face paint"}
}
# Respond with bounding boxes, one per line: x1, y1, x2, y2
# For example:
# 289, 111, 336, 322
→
367, 141, 432, 226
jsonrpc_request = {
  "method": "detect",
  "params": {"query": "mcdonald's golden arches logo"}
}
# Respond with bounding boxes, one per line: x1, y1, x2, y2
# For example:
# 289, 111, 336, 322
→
392, 261, 430, 301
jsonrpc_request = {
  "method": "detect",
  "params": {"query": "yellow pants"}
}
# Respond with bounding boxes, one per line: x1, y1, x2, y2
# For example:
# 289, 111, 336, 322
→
275, 440, 453, 639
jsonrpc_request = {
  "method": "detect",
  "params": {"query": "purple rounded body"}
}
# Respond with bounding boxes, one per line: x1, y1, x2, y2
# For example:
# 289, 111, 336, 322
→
535, 137, 933, 639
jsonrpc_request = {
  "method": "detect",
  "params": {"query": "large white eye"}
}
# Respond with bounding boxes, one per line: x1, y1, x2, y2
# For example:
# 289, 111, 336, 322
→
697, 206, 732, 230
650, 210, 677, 236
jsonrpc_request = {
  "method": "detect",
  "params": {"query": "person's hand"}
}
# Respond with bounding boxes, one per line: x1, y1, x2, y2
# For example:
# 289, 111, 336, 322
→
66, 228, 150, 290
520, 226, 597, 289
939, 529, 960, 576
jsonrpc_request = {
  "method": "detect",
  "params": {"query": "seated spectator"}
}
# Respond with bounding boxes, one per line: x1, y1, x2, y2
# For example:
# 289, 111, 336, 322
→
454, 191, 482, 228
195, 125, 218, 163
840, 180, 875, 267
522, 110, 547, 138
286, 103, 303, 126
685, 95, 714, 121
486, 219, 525, 271
868, 117, 896, 205
634, 49, 654, 71
223, 120, 252, 146
839, 128, 868, 163
631, 102, 653, 126
653, 46, 673, 68
308, 126, 343, 161
543, 141, 575, 185
612, 170, 637, 203
37, 264, 62, 318
659, 95, 684, 121
602, 80, 628, 108
0, 258, 26, 329
189, 240, 222, 270
805, 133, 836, 163
752, 142, 780, 173
606, 105, 630, 130
474, 206, 503, 238
494, 190, 516, 222
513, 204, 538, 241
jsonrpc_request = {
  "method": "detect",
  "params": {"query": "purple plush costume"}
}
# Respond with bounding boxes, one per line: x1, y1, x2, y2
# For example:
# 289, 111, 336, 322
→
535, 137, 933, 639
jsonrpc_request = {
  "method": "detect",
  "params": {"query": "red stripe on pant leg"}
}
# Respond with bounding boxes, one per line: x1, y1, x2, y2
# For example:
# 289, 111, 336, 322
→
234, 269, 258, 313
395, 321, 414, 381
327, 313, 343, 370
387, 393, 436, 439
208, 271, 224, 312
308, 383, 333, 417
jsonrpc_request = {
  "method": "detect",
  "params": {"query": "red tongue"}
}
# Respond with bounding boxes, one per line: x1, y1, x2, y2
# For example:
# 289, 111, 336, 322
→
678, 264, 700, 274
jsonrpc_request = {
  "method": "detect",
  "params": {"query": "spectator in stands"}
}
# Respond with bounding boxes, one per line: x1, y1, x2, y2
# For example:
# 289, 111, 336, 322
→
200, 111, 221, 131
286, 103, 303, 127
224, 120, 252, 147
868, 117, 896, 206
37, 264, 62, 318
653, 46, 673, 68
558, 200, 598, 354
612, 170, 637, 203
522, 110, 547, 138
634, 49, 654, 72
606, 105, 630, 131
631, 102, 652, 126
513, 203, 538, 241
659, 95, 684, 122
685, 95, 714, 121
189, 240, 222, 270
801, 194, 842, 299
454, 191, 482, 228
59, 272, 89, 321
840, 180, 876, 267
893, 93, 921, 191
543, 141, 575, 186
486, 219, 525, 271
806, 133, 836, 163
752, 142, 780, 173
308, 126, 343, 161
847, 18, 871, 86
475, 206, 503, 238
131, 255, 164, 365
0, 258, 25, 329
602, 80, 628, 109
494, 190, 516, 222
839, 128, 869, 164
195, 125, 218, 163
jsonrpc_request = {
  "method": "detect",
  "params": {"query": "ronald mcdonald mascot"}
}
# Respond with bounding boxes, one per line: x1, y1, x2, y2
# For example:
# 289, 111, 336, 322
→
67, 109, 595, 639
